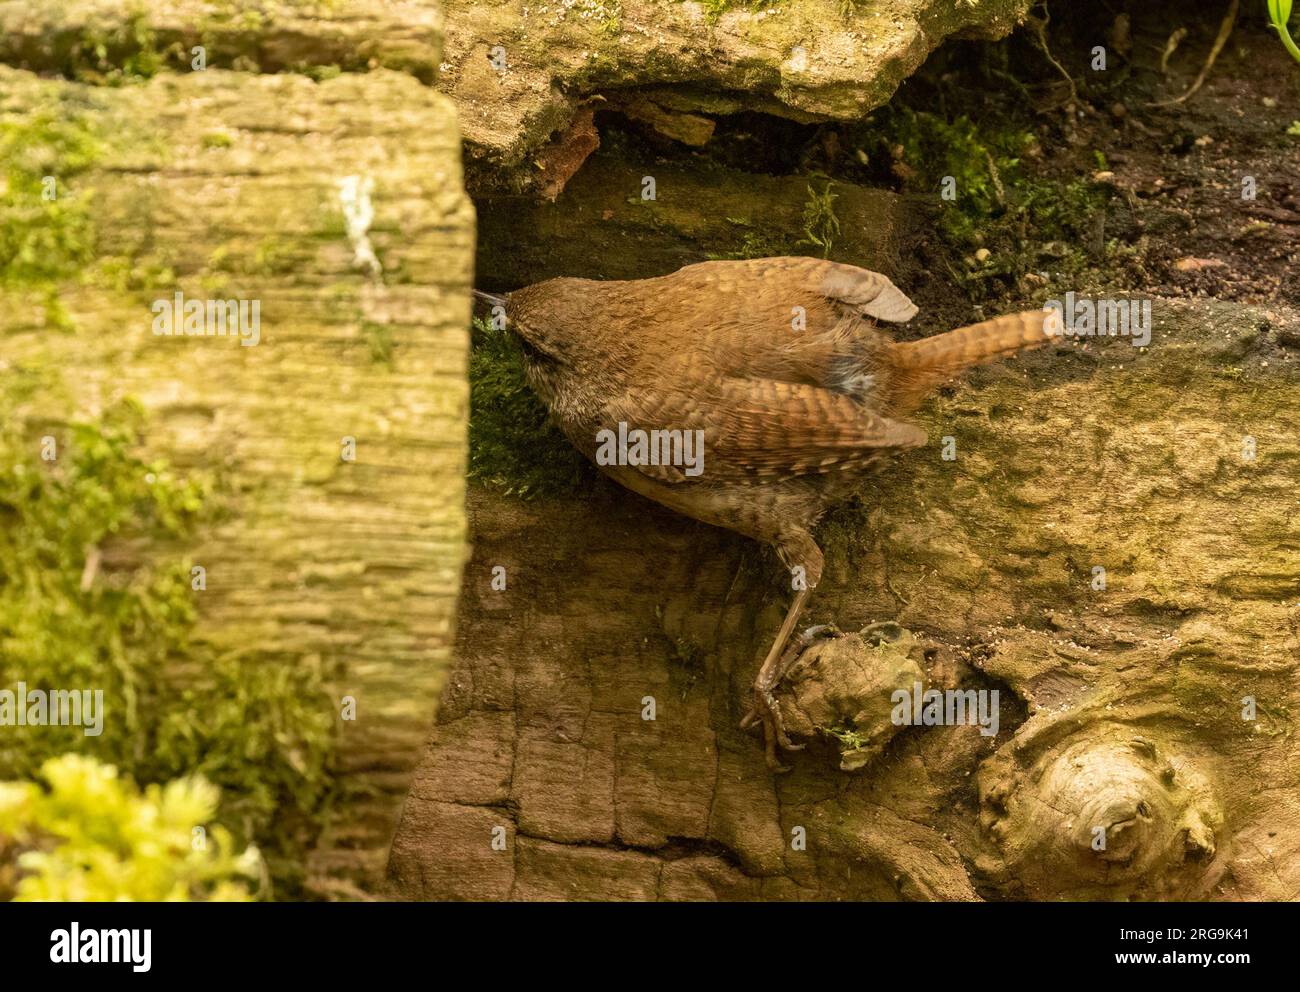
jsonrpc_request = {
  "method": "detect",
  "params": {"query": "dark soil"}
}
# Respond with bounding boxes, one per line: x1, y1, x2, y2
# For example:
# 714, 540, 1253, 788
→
858, 1, 1300, 321
588, 1, 1299, 333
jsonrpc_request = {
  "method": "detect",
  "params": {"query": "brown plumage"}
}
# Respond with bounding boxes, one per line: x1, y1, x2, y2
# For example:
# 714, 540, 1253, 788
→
483, 257, 1058, 770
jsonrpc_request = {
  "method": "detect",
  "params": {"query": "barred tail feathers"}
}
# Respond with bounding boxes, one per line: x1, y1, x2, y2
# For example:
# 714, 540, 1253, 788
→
887, 309, 1059, 413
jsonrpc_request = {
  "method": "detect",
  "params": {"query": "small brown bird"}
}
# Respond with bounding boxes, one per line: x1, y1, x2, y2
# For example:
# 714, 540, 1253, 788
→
478, 257, 1058, 770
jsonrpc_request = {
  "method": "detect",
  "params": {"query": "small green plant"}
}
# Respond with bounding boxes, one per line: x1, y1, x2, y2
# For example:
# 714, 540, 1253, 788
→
867, 109, 1028, 246
1268, 0, 1300, 64
824, 723, 871, 751
295, 63, 343, 83
569, 0, 623, 35
0, 754, 261, 901
798, 181, 841, 258
705, 218, 792, 260
696, 0, 739, 20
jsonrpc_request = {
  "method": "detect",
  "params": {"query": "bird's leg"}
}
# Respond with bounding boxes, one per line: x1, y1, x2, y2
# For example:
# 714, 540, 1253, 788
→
740, 531, 825, 772
740, 614, 846, 770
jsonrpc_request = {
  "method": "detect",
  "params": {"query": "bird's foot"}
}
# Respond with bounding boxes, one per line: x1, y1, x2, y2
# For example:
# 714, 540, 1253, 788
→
740, 623, 842, 772
740, 685, 802, 773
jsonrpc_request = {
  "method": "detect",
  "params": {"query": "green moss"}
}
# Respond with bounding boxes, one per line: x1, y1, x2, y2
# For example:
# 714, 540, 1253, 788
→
203, 2, 268, 35
0, 105, 102, 287
362, 320, 394, 366
33, 5, 364, 85
206, 238, 296, 278
468, 318, 592, 499
88, 254, 179, 296
152, 653, 334, 890
0, 396, 335, 896
815, 494, 875, 566
249, 238, 296, 276
297, 64, 343, 83
201, 131, 235, 149
856, 107, 1111, 294
870, 108, 1019, 244
687, 0, 774, 23
566, 0, 624, 36
62, 12, 181, 85
706, 217, 793, 260
41, 292, 77, 334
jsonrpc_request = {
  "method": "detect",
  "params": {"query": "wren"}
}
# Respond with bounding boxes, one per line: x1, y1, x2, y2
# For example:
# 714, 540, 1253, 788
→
477, 257, 1058, 770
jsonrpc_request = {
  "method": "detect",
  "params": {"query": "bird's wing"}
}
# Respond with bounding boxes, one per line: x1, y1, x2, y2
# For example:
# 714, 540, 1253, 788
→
670, 256, 919, 325
814, 260, 918, 323
602, 376, 927, 484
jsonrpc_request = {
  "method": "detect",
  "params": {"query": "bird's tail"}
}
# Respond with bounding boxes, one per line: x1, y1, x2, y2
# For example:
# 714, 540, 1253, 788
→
887, 308, 1060, 414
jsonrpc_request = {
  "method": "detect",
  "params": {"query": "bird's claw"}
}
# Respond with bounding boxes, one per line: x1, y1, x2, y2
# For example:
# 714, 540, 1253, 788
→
741, 623, 842, 773
741, 687, 803, 773
795, 623, 842, 646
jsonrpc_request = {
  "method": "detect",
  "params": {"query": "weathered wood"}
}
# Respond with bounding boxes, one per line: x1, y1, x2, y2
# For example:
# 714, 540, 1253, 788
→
390, 297, 1300, 900
0, 63, 473, 898
474, 148, 915, 289
0, 0, 444, 80
434, 0, 1035, 193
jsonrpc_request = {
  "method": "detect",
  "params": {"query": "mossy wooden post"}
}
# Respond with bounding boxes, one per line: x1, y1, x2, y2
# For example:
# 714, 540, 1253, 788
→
0, 60, 473, 898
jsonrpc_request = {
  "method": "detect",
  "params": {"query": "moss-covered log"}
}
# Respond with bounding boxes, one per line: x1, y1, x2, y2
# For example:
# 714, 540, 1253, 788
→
390, 297, 1300, 900
475, 147, 915, 289
0, 0, 444, 81
0, 63, 473, 898
437, 0, 1035, 194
